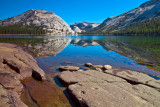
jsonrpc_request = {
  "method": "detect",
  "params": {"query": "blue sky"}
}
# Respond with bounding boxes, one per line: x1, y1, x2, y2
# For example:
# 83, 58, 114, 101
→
0, 0, 149, 25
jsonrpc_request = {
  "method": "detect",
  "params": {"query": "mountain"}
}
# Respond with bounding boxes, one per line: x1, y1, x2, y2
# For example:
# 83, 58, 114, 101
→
70, 22, 100, 33
0, 9, 74, 35
90, 0, 160, 34
116, 16, 160, 35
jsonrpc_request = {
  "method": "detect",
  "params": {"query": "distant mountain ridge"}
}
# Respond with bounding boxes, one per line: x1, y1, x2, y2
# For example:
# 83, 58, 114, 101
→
70, 22, 100, 33
0, 9, 74, 35
89, 0, 160, 34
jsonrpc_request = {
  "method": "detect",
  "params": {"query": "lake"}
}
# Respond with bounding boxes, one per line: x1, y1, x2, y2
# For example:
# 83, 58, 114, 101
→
1, 35, 160, 106
0, 35, 160, 79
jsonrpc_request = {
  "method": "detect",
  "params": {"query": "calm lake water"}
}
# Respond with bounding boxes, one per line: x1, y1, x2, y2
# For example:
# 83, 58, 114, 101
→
0, 35, 160, 79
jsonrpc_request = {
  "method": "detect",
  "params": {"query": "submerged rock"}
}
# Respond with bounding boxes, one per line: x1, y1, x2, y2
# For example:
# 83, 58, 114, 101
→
58, 67, 160, 107
92, 65, 103, 69
0, 43, 46, 107
59, 66, 80, 71
21, 77, 71, 107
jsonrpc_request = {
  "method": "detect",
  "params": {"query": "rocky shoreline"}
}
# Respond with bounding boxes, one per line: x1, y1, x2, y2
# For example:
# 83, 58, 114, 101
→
58, 64, 160, 107
0, 43, 72, 107
0, 43, 46, 107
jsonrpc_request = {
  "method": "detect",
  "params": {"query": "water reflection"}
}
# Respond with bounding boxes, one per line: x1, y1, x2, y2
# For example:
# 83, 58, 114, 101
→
98, 37, 160, 71
0, 36, 160, 77
28, 38, 71, 58
0, 36, 71, 58
71, 39, 99, 47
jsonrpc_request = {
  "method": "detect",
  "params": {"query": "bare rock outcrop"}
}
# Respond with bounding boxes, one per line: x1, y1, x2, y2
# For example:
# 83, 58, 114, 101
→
58, 65, 160, 107
0, 9, 74, 36
70, 22, 100, 33
91, 0, 160, 33
0, 43, 46, 107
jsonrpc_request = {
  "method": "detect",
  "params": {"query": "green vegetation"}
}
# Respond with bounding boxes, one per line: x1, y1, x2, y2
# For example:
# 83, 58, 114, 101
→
0, 24, 46, 34
99, 36, 160, 52
82, 17, 160, 36
115, 17, 160, 35
99, 36, 160, 71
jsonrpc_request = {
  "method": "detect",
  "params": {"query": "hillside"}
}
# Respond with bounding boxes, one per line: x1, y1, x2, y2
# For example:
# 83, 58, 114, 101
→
88, 0, 160, 35
115, 17, 160, 35
0, 9, 74, 35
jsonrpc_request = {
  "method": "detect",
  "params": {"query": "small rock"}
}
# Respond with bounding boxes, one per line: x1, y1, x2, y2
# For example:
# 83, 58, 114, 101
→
80, 66, 92, 70
78, 69, 84, 72
104, 65, 112, 70
92, 65, 103, 69
95, 68, 102, 72
59, 66, 80, 71
85, 63, 92, 67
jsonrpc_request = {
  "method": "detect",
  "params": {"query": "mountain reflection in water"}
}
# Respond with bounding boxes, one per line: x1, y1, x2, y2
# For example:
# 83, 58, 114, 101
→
0, 36, 160, 77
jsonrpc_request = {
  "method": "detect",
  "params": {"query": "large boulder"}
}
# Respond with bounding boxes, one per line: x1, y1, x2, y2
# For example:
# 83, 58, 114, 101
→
0, 43, 46, 80
58, 66, 160, 107
0, 43, 46, 107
